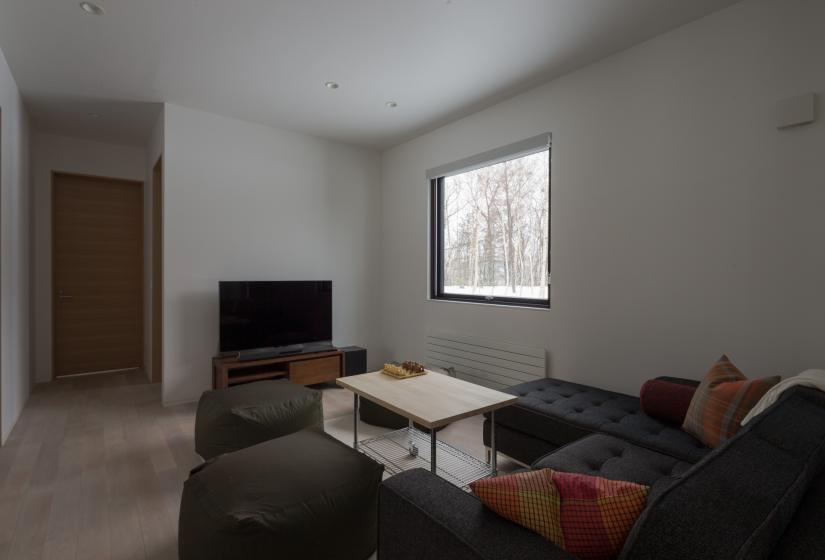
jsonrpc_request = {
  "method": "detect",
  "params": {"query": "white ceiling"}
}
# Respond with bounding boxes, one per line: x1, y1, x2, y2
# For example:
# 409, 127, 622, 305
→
0, 0, 741, 148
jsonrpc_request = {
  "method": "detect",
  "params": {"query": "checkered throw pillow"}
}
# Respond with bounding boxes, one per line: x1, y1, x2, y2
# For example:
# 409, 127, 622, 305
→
470, 469, 649, 560
682, 355, 780, 448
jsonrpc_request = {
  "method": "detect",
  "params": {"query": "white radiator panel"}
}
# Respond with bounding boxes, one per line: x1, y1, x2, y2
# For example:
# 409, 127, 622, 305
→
425, 332, 546, 390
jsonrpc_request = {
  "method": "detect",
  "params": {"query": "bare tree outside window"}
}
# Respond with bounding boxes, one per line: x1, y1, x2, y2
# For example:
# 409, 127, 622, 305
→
432, 149, 550, 306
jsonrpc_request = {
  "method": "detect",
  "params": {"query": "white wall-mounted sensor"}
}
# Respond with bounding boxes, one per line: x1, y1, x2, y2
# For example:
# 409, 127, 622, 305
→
775, 93, 816, 129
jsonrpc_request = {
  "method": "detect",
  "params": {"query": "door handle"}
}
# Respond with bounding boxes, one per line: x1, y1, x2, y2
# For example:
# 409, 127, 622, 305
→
58, 290, 73, 300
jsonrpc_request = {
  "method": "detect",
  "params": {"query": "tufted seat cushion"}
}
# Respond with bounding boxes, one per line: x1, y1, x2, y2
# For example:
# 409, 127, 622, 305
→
532, 434, 692, 488
486, 378, 709, 463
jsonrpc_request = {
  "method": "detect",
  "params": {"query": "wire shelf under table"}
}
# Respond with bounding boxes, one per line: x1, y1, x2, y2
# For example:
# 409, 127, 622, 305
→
356, 427, 493, 490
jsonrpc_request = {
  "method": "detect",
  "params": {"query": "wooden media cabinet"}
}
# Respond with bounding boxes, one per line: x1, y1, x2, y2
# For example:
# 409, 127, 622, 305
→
212, 349, 344, 389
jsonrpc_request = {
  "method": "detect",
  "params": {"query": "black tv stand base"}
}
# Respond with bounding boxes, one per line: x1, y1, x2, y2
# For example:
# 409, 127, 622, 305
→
237, 346, 299, 361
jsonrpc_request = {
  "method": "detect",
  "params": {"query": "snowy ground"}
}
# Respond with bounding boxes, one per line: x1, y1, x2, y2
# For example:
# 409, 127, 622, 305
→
444, 285, 548, 299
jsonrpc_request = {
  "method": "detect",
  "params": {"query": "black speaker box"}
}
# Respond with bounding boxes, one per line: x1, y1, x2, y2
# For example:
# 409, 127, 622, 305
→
340, 346, 367, 376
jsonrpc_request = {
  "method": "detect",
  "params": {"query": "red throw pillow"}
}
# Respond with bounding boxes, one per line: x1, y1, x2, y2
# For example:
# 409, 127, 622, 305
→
471, 469, 649, 560
682, 355, 780, 448
639, 378, 698, 425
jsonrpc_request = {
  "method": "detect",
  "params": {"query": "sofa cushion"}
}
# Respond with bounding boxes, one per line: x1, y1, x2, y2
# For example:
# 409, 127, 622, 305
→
619, 387, 825, 560
682, 355, 780, 448
471, 468, 649, 560
489, 378, 709, 463
380, 469, 577, 560
639, 377, 698, 425
532, 434, 692, 488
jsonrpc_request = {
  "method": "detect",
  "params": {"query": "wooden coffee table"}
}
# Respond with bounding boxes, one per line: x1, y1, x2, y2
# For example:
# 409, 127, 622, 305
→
337, 370, 517, 487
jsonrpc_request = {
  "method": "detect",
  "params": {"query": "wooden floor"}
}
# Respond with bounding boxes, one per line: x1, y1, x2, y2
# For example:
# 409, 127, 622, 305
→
0, 371, 517, 560
0, 371, 197, 560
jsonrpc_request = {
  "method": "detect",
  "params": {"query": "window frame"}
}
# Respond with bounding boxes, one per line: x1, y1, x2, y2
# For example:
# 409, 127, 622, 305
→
429, 145, 551, 309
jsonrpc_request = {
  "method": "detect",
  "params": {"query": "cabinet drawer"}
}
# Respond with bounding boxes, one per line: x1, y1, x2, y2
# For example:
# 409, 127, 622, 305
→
289, 356, 341, 385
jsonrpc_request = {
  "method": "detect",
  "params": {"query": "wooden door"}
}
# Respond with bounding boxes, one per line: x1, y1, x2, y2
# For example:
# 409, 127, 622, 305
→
53, 172, 144, 377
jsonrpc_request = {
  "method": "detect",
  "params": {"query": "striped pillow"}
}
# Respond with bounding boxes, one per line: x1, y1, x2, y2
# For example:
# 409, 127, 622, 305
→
682, 355, 780, 447
471, 469, 649, 560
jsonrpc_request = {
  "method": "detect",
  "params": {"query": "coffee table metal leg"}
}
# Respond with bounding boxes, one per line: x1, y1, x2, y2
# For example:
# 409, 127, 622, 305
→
353, 394, 359, 449
490, 410, 497, 476
430, 427, 437, 474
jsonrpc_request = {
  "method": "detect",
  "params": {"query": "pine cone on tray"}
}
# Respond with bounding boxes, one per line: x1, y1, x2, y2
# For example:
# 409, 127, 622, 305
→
401, 361, 425, 373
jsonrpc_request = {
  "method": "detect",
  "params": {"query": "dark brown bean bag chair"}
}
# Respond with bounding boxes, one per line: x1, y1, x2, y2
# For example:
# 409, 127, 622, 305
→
179, 428, 384, 560
194, 379, 323, 460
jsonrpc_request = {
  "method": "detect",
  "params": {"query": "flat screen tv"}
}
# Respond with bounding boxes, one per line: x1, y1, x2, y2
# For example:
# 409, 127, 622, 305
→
219, 281, 332, 353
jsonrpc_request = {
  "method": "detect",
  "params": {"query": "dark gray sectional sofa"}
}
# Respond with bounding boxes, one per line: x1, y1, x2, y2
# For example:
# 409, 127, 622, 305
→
378, 383, 825, 560
481, 376, 708, 465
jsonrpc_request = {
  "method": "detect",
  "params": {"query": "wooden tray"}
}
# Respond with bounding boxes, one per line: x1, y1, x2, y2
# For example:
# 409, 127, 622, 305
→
381, 365, 428, 380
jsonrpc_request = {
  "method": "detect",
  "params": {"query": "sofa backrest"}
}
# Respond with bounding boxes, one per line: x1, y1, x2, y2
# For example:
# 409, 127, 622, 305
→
767, 466, 825, 559
619, 387, 825, 560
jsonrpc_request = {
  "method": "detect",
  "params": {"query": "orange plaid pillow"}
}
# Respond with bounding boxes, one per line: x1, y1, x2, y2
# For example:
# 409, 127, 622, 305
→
470, 469, 649, 560
682, 355, 780, 448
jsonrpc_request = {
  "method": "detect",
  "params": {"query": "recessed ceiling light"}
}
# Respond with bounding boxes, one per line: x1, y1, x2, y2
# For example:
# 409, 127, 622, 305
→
324, 81, 339, 90
385, 101, 398, 108
87, 112, 101, 118
79, 2, 105, 16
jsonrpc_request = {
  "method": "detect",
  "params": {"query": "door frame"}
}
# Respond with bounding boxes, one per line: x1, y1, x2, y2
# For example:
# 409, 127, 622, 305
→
151, 156, 163, 383
50, 171, 145, 379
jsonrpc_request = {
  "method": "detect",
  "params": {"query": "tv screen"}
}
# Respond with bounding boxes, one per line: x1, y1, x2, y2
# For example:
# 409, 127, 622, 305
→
219, 281, 332, 353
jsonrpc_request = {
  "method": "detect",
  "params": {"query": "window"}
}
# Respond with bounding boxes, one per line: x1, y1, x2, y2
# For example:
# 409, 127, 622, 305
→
430, 135, 551, 308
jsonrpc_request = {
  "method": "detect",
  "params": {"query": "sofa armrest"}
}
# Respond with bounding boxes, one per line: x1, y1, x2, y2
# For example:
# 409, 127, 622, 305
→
378, 469, 577, 560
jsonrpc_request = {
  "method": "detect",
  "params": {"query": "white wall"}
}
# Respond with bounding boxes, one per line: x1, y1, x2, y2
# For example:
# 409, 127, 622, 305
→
31, 132, 146, 382
380, 0, 825, 395
0, 46, 30, 444
162, 104, 382, 405
144, 109, 164, 381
